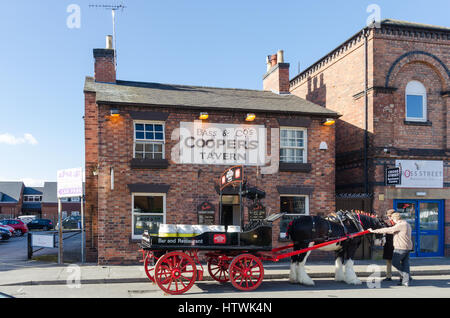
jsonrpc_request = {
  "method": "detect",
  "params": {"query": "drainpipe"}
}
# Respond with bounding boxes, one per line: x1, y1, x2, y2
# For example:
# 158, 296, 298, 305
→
363, 28, 370, 196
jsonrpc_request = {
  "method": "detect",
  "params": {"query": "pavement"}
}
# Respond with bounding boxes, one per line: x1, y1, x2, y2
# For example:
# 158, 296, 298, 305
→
1, 257, 449, 287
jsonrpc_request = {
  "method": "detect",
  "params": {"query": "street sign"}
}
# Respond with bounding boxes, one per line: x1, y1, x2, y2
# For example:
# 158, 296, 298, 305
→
385, 167, 401, 185
32, 233, 56, 248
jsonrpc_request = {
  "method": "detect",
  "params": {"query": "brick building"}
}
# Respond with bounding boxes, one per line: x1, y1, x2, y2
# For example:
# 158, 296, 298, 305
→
0, 181, 83, 223
84, 41, 339, 264
290, 19, 450, 257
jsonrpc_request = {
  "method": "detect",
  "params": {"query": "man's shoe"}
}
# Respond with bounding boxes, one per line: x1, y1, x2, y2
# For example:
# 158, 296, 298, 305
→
403, 281, 409, 287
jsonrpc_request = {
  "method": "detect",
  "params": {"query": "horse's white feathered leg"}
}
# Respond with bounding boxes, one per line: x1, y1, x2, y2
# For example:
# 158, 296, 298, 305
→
295, 243, 315, 286
334, 257, 345, 282
344, 259, 361, 285
289, 262, 298, 284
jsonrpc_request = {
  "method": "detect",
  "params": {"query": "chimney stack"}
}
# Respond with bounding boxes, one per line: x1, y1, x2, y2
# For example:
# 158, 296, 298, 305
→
263, 50, 290, 94
93, 35, 116, 83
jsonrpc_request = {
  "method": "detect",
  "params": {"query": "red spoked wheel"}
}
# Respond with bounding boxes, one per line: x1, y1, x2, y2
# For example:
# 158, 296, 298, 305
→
154, 251, 197, 295
207, 257, 230, 283
229, 254, 264, 291
144, 251, 157, 283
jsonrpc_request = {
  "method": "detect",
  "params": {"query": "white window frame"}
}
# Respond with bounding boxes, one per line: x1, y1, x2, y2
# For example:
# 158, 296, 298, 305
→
133, 120, 165, 159
279, 127, 308, 163
405, 80, 427, 122
131, 193, 166, 240
279, 194, 310, 239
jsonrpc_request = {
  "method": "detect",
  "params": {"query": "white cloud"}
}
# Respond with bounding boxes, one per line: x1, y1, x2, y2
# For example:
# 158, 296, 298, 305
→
0, 133, 38, 145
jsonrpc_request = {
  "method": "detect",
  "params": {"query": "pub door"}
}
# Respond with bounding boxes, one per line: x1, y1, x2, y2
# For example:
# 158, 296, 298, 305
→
220, 195, 241, 226
394, 200, 444, 257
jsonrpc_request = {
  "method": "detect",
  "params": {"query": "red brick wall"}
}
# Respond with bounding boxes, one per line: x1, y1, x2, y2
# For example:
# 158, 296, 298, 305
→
85, 102, 336, 264
84, 91, 100, 261
291, 25, 449, 256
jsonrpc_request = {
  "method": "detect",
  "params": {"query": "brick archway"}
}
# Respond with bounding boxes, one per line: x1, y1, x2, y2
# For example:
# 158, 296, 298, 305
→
385, 51, 449, 91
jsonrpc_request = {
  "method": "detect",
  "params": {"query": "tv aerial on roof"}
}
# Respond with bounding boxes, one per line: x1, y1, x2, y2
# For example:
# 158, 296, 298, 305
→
89, 2, 127, 71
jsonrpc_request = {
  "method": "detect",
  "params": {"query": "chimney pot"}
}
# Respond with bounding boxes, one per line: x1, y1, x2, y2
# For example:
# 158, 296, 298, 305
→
277, 50, 284, 63
106, 35, 113, 49
270, 54, 277, 67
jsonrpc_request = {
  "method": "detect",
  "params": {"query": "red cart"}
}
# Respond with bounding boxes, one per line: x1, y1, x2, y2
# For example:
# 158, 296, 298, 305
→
139, 217, 369, 295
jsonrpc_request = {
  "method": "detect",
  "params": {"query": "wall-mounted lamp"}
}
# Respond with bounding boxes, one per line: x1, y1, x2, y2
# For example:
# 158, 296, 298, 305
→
110, 109, 120, 117
199, 112, 209, 120
245, 113, 256, 122
322, 118, 335, 126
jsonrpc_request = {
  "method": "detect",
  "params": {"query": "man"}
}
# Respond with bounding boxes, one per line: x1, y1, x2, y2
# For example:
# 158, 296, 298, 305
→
369, 212, 413, 286
382, 209, 395, 281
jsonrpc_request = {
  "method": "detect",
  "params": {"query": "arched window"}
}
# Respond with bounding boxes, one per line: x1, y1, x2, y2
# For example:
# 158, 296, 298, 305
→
405, 81, 427, 122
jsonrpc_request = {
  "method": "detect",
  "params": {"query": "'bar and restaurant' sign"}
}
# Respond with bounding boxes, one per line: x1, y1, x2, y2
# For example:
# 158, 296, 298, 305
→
179, 122, 266, 166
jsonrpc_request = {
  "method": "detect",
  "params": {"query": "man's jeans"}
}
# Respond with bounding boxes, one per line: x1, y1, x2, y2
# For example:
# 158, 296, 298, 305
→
392, 249, 410, 283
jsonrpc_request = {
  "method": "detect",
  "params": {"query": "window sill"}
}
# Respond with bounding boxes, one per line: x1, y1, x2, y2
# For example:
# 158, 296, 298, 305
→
130, 158, 169, 169
404, 120, 432, 126
279, 162, 312, 172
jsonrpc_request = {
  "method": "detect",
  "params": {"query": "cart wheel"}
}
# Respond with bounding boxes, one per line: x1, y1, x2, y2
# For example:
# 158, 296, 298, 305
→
154, 251, 197, 295
207, 257, 229, 283
144, 252, 156, 283
229, 254, 264, 291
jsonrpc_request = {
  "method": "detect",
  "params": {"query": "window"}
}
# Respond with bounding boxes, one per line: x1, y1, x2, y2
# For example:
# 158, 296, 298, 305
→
279, 195, 309, 239
405, 81, 427, 122
134, 122, 165, 159
280, 127, 307, 163
132, 193, 166, 239
24, 195, 42, 202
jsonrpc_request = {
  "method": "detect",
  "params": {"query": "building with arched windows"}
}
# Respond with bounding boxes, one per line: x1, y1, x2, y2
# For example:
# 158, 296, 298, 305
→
290, 19, 450, 257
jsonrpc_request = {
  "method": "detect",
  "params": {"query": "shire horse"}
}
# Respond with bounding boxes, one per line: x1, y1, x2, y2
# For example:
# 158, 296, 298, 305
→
286, 210, 386, 286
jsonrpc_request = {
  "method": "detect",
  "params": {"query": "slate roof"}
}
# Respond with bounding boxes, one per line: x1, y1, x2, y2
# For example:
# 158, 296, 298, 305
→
0, 182, 24, 203
380, 19, 450, 32
84, 77, 339, 117
23, 187, 44, 195
42, 182, 57, 204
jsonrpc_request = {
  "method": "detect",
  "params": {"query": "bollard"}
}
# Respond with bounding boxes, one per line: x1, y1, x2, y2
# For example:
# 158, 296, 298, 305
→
27, 232, 33, 260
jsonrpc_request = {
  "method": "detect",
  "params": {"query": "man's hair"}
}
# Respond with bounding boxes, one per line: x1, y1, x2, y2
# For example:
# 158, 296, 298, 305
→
386, 209, 395, 216
391, 212, 402, 220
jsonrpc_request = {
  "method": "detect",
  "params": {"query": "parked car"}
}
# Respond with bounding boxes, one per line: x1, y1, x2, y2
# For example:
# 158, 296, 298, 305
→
0, 227, 12, 240
56, 215, 81, 230
0, 219, 28, 236
18, 215, 37, 224
26, 219, 54, 231
0, 224, 15, 236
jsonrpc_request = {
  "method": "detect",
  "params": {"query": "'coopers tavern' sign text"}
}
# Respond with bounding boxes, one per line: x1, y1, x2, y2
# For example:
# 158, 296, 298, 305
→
179, 122, 266, 166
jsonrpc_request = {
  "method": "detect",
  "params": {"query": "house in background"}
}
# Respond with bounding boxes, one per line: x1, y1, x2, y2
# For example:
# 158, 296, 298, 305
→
0, 182, 24, 218
0, 181, 84, 223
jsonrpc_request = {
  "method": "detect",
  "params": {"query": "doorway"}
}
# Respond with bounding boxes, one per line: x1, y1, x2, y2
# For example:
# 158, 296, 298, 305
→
220, 195, 241, 226
393, 200, 444, 257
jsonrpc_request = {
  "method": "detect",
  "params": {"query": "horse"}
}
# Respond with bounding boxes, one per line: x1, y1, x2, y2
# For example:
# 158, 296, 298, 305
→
286, 210, 387, 286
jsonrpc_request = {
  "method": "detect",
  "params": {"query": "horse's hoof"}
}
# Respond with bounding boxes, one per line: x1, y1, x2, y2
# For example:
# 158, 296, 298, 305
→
346, 279, 362, 285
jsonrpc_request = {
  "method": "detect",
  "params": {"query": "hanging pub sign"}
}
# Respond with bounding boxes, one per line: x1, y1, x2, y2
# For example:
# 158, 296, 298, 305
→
219, 165, 244, 190
197, 201, 215, 225
248, 201, 266, 222
385, 167, 401, 185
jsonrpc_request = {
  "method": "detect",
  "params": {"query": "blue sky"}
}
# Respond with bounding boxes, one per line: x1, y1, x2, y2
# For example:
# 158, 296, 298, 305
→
0, 0, 449, 186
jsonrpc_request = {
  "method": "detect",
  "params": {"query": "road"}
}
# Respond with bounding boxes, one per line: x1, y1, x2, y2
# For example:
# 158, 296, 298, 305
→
1, 275, 449, 298
0, 231, 81, 270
